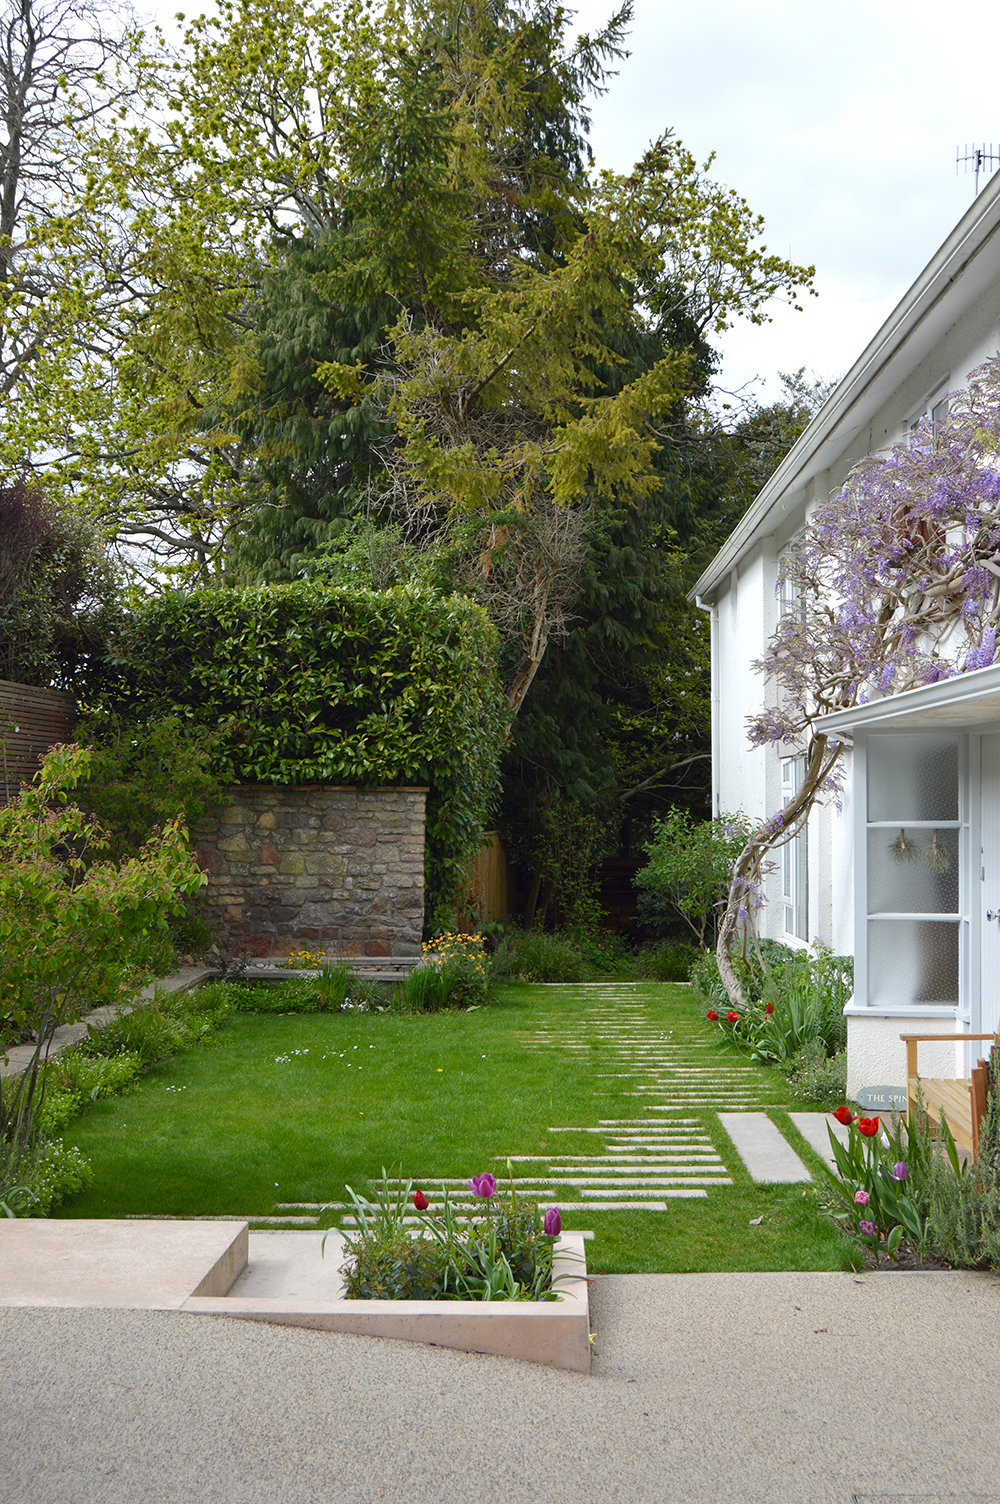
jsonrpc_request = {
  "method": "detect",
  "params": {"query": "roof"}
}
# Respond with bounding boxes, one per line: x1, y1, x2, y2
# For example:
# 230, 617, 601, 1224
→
690, 171, 1000, 603
815, 663, 1000, 736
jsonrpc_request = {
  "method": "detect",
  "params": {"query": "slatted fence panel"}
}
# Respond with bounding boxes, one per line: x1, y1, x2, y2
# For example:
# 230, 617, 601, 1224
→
460, 830, 509, 924
0, 679, 77, 801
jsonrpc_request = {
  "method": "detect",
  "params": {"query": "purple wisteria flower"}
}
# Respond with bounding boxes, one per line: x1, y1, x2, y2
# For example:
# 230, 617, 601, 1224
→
543, 1207, 562, 1237
468, 1173, 497, 1199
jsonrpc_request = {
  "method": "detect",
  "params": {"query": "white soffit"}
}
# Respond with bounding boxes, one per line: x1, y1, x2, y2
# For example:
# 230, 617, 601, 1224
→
816, 664, 1000, 735
690, 171, 1000, 604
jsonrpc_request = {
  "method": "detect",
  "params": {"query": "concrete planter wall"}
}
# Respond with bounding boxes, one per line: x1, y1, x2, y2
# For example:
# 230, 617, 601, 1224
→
196, 785, 427, 959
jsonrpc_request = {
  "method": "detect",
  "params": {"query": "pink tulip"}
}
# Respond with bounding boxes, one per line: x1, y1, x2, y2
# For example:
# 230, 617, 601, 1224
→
468, 1173, 497, 1199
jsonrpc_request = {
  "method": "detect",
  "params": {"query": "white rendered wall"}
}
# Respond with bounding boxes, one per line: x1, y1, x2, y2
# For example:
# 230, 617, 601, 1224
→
846, 1016, 970, 1098
709, 277, 1000, 1058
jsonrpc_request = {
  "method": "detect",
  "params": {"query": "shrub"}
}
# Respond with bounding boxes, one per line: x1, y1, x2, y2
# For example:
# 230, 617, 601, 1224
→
0, 744, 205, 1159
37, 1051, 144, 1134
629, 938, 701, 982
91, 582, 507, 921
635, 809, 752, 947
697, 942, 852, 1065
420, 932, 489, 1008
784, 1040, 847, 1106
489, 929, 596, 983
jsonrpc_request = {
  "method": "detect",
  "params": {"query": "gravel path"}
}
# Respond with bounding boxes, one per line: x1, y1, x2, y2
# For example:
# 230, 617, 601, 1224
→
5, 1271, 1000, 1504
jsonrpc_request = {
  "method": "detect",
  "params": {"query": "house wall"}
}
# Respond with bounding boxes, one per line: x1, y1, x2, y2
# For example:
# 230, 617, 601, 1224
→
708, 277, 1000, 1084
196, 785, 426, 959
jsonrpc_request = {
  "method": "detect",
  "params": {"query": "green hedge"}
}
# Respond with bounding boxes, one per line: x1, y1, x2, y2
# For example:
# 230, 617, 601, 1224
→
94, 583, 507, 921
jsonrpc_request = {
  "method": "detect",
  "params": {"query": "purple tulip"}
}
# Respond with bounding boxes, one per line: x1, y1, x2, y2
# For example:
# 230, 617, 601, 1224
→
854, 1190, 870, 1206
543, 1207, 561, 1237
891, 1161, 908, 1181
468, 1173, 497, 1199
859, 1220, 876, 1236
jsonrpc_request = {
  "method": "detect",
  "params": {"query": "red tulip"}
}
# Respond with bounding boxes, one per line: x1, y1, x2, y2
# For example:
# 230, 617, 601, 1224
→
726, 1011, 739, 1023
764, 1002, 774, 1015
832, 1106, 854, 1126
412, 1189, 429, 1210
857, 1116, 880, 1138
706, 1010, 719, 1021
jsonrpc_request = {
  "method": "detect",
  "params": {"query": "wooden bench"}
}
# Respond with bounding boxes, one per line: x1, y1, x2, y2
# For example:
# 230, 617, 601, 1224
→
900, 1028, 999, 1158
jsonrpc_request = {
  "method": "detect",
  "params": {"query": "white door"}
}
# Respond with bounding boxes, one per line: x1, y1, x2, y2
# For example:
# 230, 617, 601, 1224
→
980, 735, 1000, 1036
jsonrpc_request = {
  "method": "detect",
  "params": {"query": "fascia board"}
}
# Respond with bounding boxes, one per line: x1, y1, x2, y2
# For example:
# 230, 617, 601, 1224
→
689, 173, 1000, 604
815, 663, 1000, 735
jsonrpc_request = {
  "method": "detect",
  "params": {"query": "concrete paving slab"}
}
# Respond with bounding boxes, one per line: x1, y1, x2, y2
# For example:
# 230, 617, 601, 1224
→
789, 1110, 851, 1168
0, 1219, 247, 1308
234, 1231, 346, 1299
718, 1111, 812, 1182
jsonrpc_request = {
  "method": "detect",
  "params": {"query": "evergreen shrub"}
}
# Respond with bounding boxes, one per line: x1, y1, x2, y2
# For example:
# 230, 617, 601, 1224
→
93, 583, 507, 921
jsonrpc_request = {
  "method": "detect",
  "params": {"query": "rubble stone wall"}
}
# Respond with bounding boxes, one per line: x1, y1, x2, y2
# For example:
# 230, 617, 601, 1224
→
196, 785, 427, 958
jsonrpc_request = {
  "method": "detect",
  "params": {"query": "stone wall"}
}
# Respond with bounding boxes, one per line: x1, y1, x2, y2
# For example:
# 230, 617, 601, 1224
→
196, 785, 427, 958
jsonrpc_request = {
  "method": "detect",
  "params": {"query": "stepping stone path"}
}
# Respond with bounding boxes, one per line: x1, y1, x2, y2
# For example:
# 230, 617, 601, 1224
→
154, 982, 838, 1228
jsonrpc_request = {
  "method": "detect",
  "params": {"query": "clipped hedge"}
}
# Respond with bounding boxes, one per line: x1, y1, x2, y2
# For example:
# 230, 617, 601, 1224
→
95, 584, 507, 921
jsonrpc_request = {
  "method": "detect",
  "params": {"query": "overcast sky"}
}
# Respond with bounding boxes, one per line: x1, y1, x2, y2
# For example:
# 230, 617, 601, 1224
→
148, 0, 1000, 407
569, 0, 1000, 404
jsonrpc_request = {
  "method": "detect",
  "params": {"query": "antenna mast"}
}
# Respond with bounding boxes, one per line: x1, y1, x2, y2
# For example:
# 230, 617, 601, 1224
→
956, 144, 1000, 197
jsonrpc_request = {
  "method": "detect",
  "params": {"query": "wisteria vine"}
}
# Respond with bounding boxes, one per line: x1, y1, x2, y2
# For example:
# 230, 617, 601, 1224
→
716, 353, 1000, 1005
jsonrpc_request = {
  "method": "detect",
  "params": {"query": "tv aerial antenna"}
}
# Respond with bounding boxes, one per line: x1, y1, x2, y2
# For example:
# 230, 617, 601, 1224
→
956, 144, 1000, 197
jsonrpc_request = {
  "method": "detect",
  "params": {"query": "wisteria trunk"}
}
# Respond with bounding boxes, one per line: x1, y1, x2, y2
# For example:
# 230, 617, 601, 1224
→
714, 734, 842, 1007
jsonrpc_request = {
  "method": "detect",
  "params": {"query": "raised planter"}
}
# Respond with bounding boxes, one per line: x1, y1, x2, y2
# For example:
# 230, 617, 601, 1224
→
0, 1220, 590, 1373
183, 1231, 591, 1373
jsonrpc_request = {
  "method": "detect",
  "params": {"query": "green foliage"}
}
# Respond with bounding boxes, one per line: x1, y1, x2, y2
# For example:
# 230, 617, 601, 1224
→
73, 713, 227, 863
784, 1040, 848, 1107
923, 1050, 1000, 1268
19, 1139, 94, 1217
0, 478, 120, 690
38, 1052, 145, 1135
490, 928, 599, 983
0, 744, 205, 1157
817, 1111, 933, 1260
338, 1168, 557, 1302
635, 809, 751, 947
628, 938, 702, 982
694, 941, 851, 1066
94, 582, 507, 919
399, 936, 490, 1013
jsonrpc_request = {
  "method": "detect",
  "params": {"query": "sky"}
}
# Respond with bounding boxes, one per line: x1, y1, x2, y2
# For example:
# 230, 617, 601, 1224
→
567, 0, 1000, 404
147, 0, 1000, 408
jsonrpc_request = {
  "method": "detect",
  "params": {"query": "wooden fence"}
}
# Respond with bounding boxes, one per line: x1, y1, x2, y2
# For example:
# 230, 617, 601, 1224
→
460, 831, 511, 925
0, 678, 77, 802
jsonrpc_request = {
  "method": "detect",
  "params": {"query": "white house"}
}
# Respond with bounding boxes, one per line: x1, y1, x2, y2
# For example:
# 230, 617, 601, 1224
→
690, 171, 1000, 1099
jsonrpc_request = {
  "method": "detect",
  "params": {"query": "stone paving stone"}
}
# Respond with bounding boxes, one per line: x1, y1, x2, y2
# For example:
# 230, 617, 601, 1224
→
788, 1111, 851, 1168
718, 1112, 812, 1183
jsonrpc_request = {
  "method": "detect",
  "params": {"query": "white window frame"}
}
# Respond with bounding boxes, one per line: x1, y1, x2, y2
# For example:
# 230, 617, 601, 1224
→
781, 756, 809, 941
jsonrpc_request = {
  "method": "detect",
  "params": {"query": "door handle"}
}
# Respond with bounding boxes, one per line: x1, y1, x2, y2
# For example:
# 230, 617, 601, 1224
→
988, 910, 1000, 921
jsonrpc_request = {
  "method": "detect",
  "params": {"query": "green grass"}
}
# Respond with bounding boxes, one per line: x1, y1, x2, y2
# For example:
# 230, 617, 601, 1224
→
54, 982, 855, 1274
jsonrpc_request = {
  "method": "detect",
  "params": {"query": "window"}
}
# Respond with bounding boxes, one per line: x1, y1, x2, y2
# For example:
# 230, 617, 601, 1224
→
782, 756, 809, 940
864, 733, 963, 1008
908, 387, 950, 441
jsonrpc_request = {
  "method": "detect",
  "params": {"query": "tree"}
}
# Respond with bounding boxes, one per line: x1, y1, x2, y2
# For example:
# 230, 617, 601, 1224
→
0, 476, 119, 687
635, 808, 751, 948
716, 354, 1000, 1003
0, 0, 149, 476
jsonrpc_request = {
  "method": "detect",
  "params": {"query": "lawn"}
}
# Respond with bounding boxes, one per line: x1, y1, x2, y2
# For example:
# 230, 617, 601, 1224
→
55, 981, 855, 1274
